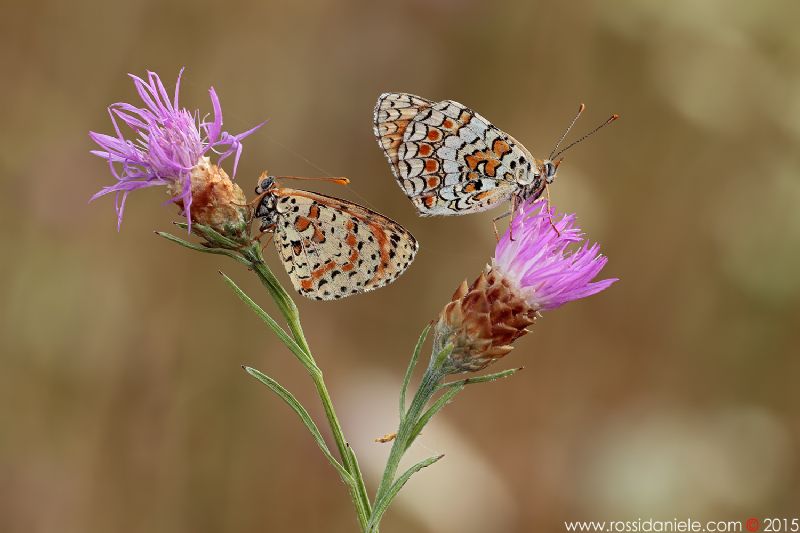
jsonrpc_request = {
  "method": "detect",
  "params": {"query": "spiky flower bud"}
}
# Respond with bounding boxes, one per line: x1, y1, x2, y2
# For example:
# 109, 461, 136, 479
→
434, 268, 537, 373
434, 199, 617, 374
166, 156, 250, 237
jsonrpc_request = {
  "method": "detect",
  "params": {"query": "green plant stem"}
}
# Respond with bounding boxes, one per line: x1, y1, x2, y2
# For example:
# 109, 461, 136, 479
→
370, 359, 446, 531
242, 245, 372, 530
249, 259, 310, 353
406, 382, 463, 451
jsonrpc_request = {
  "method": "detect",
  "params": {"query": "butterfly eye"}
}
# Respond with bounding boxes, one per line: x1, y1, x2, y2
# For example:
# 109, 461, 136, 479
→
255, 176, 275, 194
544, 161, 557, 181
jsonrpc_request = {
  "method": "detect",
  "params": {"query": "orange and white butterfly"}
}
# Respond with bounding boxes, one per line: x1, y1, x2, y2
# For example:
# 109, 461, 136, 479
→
374, 92, 617, 217
254, 175, 418, 300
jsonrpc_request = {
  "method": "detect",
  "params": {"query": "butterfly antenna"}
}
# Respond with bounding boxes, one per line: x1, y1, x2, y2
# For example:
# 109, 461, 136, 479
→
274, 176, 350, 186
549, 103, 585, 160
552, 113, 619, 160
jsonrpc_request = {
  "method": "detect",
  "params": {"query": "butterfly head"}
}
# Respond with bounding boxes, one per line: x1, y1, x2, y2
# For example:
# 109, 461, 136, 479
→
531, 158, 560, 186
255, 175, 276, 195
515, 158, 560, 203
541, 159, 559, 184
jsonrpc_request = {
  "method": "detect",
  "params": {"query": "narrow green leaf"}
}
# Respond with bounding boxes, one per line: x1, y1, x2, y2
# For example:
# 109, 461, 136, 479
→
431, 342, 454, 371
406, 383, 464, 450
155, 231, 252, 266
174, 221, 242, 249
400, 323, 431, 421
437, 367, 523, 391
367, 454, 445, 532
244, 366, 352, 484
220, 272, 320, 376
345, 442, 373, 516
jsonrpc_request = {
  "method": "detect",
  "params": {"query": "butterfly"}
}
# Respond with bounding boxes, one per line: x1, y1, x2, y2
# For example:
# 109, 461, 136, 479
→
374, 92, 617, 218
253, 175, 418, 301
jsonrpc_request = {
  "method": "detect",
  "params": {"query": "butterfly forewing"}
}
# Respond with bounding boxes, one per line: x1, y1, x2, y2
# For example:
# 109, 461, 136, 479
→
271, 188, 418, 300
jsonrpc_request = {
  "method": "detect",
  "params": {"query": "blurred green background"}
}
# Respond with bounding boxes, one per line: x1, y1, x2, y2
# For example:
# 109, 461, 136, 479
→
3, 0, 799, 531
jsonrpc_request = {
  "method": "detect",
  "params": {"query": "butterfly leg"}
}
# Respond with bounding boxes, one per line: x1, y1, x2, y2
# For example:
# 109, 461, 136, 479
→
492, 210, 511, 242
258, 232, 275, 257
507, 195, 520, 241
545, 186, 561, 236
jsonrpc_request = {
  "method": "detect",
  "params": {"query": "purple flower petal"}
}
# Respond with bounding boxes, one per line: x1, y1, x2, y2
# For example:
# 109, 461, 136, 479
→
493, 199, 617, 311
206, 87, 223, 146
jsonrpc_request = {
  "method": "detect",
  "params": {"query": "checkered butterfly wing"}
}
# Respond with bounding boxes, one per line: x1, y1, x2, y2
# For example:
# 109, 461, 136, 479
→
375, 94, 536, 216
374, 92, 434, 182
271, 188, 418, 300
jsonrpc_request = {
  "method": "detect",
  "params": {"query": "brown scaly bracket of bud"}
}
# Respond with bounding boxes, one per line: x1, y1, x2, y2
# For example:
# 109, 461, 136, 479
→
433, 267, 537, 374
166, 156, 253, 244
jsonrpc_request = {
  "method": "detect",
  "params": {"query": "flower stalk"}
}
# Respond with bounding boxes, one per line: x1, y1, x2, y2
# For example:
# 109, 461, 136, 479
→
223, 242, 373, 529
156, 225, 373, 528
369, 355, 448, 532
366, 332, 523, 532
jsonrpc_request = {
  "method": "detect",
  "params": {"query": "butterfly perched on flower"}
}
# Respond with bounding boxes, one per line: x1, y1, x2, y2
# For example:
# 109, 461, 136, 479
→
373, 92, 617, 217
253, 175, 418, 301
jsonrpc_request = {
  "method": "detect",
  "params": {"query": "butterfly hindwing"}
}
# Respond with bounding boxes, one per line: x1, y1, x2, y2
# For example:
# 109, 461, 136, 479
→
373, 92, 434, 182
396, 99, 535, 216
272, 188, 418, 300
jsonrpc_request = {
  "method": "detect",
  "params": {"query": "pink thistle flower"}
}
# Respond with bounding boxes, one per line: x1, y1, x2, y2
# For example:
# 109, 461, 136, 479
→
434, 199, 617, 373
89, 69, 263, 230
493, 198, 618, 311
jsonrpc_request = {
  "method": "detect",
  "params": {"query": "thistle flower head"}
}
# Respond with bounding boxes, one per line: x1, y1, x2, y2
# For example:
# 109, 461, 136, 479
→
89, 69, 263, 230
434, 199, 617, 373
